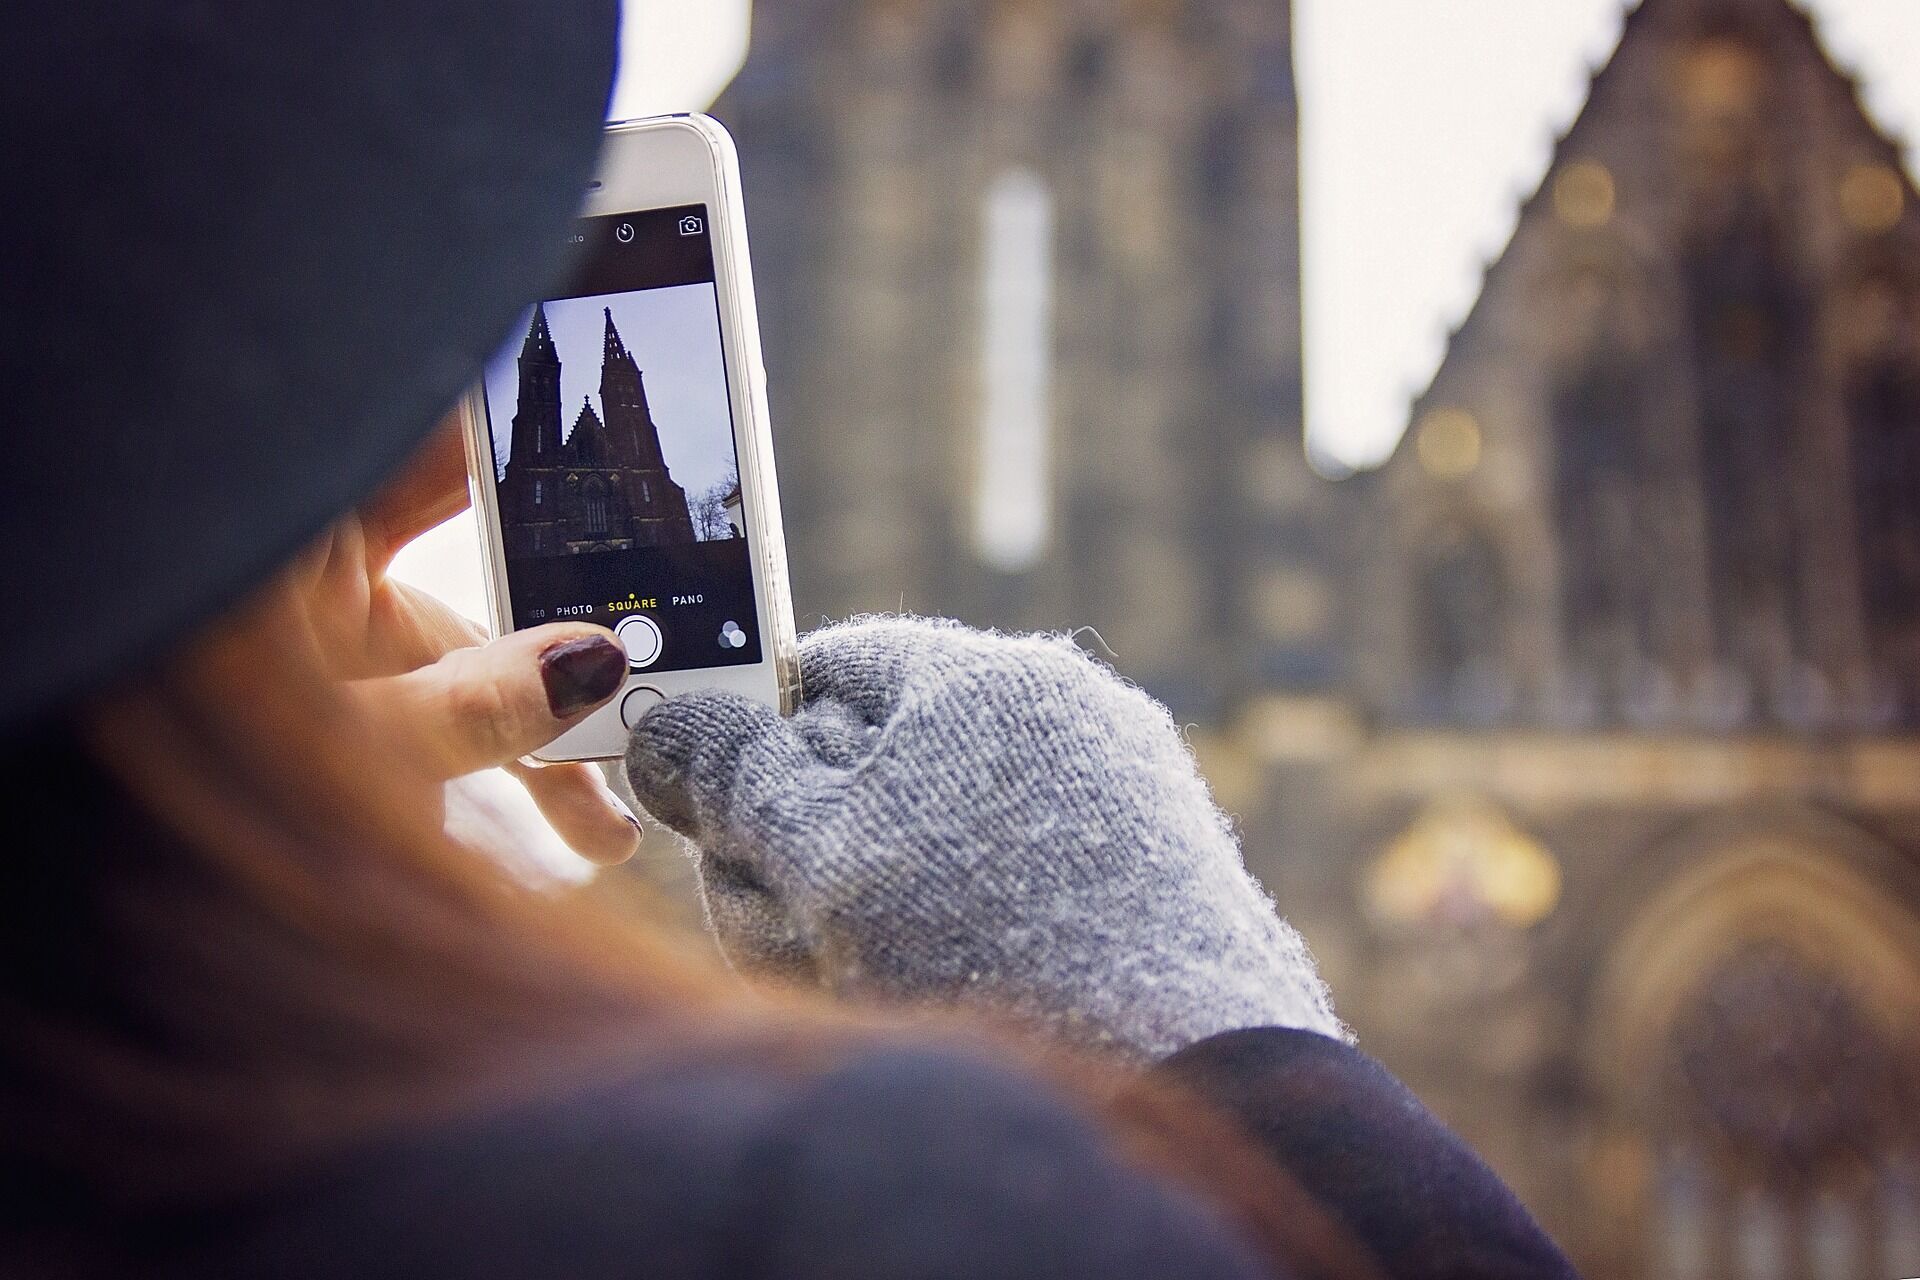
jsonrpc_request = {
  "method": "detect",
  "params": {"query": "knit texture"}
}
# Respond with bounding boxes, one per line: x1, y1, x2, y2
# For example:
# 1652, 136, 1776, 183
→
625, 616, 1346, 1060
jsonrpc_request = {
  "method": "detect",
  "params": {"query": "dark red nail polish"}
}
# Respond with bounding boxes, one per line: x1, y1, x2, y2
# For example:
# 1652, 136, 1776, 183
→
541, 636, 627, 718
611, 793, 643, 832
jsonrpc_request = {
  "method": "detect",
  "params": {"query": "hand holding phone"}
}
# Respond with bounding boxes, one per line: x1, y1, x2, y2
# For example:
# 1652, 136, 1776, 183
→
461, 115, 800, 762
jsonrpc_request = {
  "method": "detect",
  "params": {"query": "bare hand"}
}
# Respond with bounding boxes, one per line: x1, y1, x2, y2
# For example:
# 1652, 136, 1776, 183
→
290, 416, 641, 865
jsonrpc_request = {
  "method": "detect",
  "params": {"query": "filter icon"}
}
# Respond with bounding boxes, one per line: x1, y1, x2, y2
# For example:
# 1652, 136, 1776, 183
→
719, 620, 748, 650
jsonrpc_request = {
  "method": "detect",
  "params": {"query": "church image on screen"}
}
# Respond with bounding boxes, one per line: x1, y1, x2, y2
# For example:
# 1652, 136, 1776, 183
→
493, 299, 722, 557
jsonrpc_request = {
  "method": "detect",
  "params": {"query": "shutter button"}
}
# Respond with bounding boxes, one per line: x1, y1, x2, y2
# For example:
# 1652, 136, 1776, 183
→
615, 615, 663, 669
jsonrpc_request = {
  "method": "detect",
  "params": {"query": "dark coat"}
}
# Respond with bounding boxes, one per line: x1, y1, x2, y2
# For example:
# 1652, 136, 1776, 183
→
151, 1029, 1577, 1279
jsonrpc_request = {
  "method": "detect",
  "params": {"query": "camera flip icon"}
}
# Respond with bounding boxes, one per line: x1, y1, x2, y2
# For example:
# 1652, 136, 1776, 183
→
678, 214, 704, 237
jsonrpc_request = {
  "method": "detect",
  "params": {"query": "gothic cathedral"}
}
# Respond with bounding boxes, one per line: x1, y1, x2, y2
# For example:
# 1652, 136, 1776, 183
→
497, 304, 694, 556
717, 0, 1920, 1274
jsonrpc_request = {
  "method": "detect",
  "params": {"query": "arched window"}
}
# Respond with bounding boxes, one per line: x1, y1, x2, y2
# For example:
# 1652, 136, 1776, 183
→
1411, 521, 1507, 721
1650, 943, 1916, 1280
973, 166, 1055, 574
1843, 276, 1920, 687
1592, 837, 1920, 1280
1551, 343, 1653, 710
1681, 189, 1810, 699
582, 478, 609, 535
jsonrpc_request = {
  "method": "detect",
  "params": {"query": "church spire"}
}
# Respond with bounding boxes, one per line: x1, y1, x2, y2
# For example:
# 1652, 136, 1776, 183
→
523, 302, 557, 363
504, 301, 562, 477
598, 308, 666, 471
603, 306, 631, 365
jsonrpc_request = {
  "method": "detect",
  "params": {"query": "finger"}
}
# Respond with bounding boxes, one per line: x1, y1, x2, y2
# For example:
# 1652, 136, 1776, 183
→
695, 852, 822, 982
360, 624, 626, 779
797, 615, 968, 723
790, 699, 880, 769
364, 577, 491, 676
360, 414, 474, 569
624, 691, 815, 841
504, 758, 642, 866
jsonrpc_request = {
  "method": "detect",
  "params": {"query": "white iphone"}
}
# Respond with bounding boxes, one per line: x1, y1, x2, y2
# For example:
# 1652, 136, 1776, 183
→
460, 114, 800, 762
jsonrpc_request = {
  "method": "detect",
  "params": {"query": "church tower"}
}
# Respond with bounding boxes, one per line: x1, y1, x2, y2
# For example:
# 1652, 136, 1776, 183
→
498, 303, 563, 552
717, 0, 1330, 719
507, 305, 561, 478
599, 308, 669, 473
587, 309, 693, 545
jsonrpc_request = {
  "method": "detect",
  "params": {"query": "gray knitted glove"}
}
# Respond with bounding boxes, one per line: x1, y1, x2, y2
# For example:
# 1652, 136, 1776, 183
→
625, 617, 1346, 1059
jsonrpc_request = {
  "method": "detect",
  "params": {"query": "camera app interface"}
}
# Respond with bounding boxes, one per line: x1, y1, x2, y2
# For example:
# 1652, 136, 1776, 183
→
481, 205, 761, 674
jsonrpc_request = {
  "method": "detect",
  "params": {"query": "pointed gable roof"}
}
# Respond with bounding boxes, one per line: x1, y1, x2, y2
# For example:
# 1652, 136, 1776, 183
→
1369, 0, 1920, 731
1407, 0, 1917, 434
563, 395, 606, 466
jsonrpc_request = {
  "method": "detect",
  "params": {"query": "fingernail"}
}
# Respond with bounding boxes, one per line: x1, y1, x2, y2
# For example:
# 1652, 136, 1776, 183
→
541, 636, 627, 718
610, 791, 643, 833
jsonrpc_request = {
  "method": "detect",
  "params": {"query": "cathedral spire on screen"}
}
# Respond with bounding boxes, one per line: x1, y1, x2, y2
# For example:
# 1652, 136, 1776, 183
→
524, 302, 556, 362
598, 308, 663, 472
507, 301, 562, 471
603, 306, 631, 363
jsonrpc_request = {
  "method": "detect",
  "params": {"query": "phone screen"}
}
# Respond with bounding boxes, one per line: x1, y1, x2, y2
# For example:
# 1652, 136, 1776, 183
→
479, 205, 762, 675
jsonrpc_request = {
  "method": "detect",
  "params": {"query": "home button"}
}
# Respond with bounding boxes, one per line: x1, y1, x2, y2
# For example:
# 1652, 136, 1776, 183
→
620, 686, 665, 730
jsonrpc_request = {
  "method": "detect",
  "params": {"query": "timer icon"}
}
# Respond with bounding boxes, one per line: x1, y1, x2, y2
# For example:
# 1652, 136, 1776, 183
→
615, 222, 635, 243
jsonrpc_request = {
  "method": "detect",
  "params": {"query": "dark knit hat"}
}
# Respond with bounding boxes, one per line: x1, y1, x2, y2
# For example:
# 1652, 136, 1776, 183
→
0, 0, 619, 730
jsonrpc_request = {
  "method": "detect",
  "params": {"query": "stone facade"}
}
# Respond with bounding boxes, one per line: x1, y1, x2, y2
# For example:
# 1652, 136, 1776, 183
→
1261, 1, 1920, 1273
717, 0, 1331, 720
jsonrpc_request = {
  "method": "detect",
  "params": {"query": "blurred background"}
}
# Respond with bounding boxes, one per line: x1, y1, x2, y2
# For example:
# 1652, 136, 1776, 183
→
395, 1, 1920, 1274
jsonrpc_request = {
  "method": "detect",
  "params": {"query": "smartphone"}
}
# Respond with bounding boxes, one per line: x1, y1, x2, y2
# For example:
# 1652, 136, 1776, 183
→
461, 114, 800, 762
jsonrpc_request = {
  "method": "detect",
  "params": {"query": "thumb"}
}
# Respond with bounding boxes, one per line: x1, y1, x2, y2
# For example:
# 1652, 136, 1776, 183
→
360, 624, 627, 780
624, 691, 811, 842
